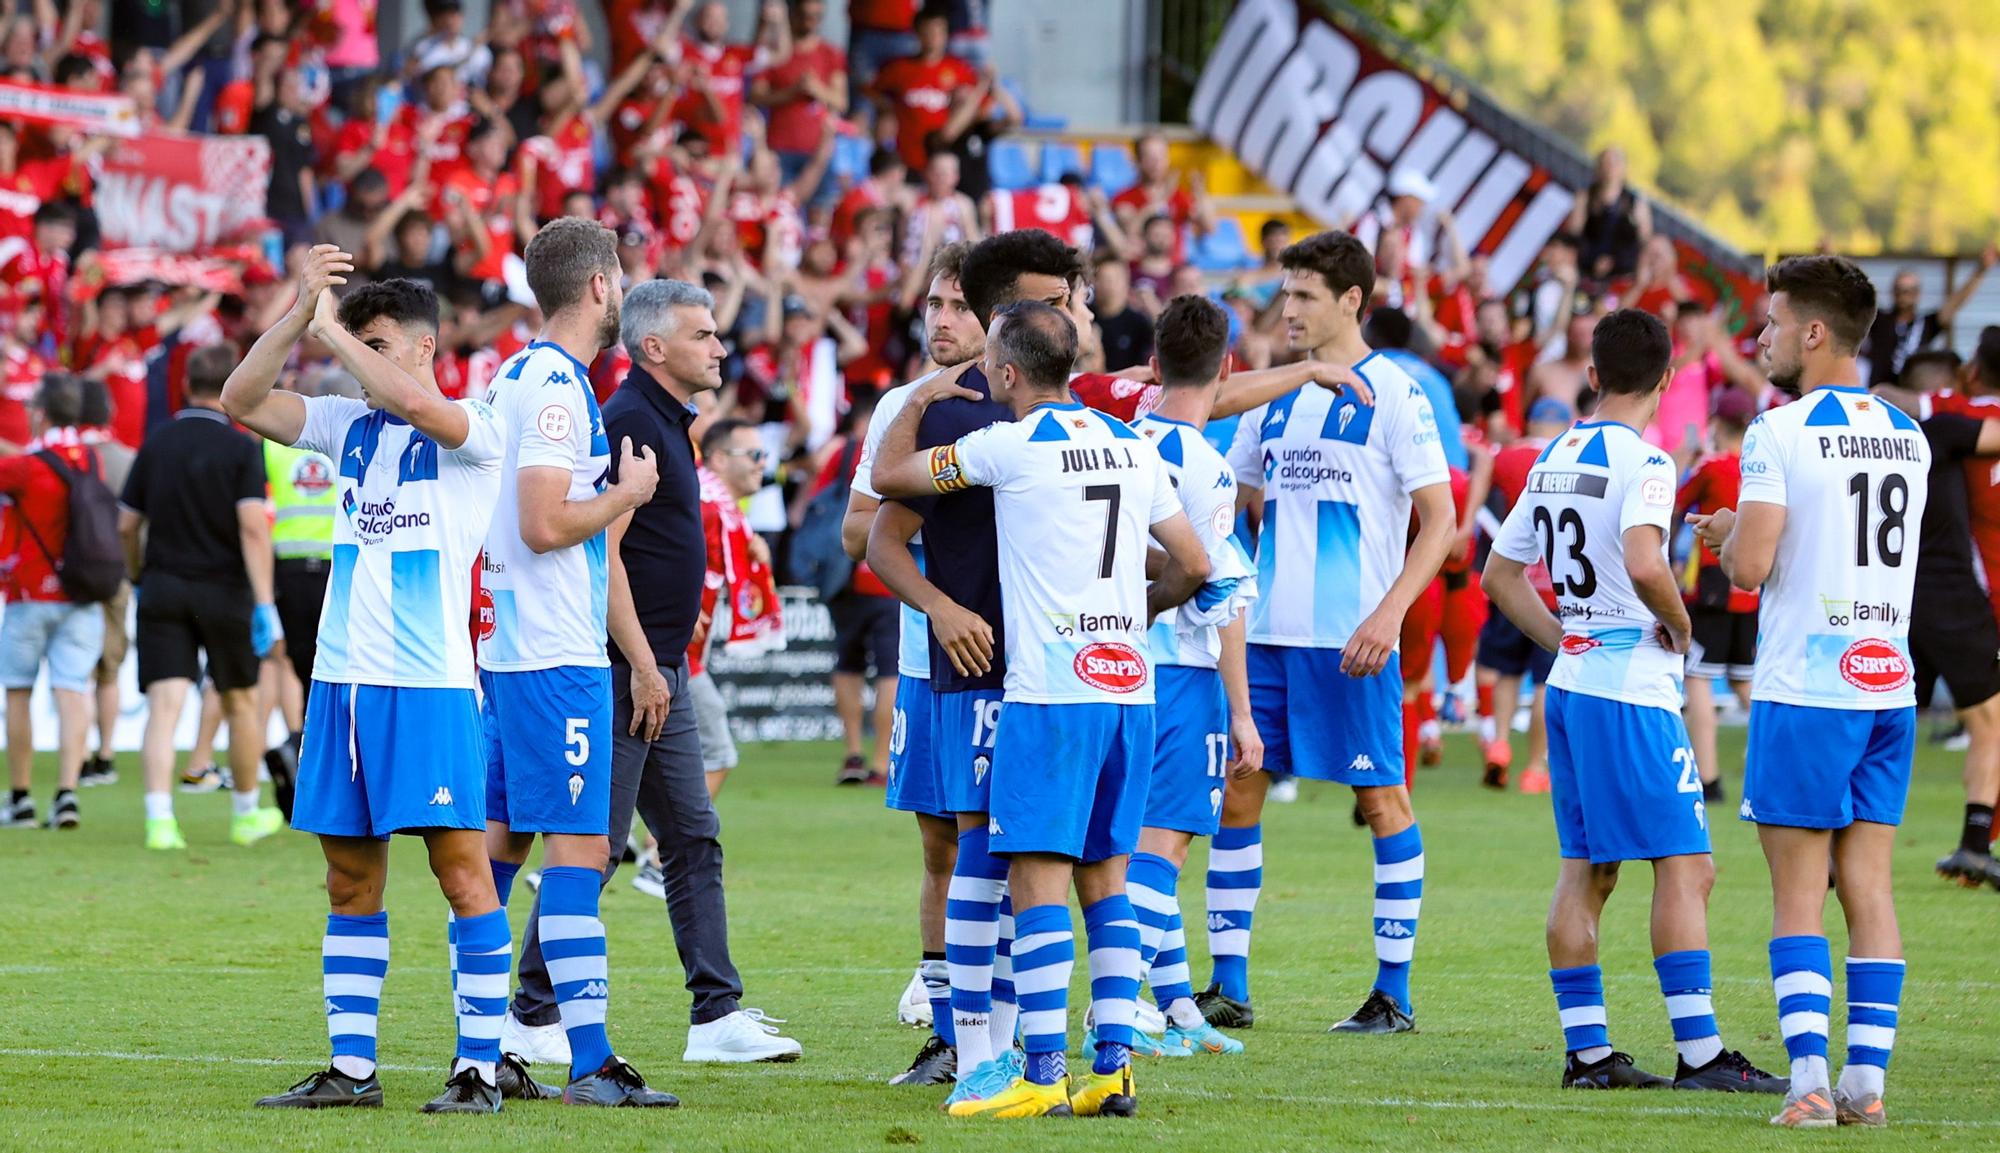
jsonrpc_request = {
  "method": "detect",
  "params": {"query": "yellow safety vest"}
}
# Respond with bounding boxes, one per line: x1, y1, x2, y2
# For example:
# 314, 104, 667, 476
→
265, 439, 336, 561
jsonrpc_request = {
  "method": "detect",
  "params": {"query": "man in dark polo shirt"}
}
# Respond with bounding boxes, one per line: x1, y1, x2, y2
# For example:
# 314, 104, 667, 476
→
117, 343, 285, 852
505, 280, 801, 1066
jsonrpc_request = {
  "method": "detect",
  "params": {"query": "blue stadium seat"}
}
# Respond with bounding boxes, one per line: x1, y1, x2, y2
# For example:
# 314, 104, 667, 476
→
831, 134, 872, 185
1090, 144, 1139, 196
987, 138, 1036, 191
1039, 140, 1085, 184
1190, 217, 1255, 272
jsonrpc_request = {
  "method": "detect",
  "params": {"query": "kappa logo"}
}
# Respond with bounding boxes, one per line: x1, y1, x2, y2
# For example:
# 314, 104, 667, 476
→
1207, 912, 1231, 933
429, 787, 453, 805
1377, 921, 1414, 938
456, 996, 478, 1015
973, 754, 991, 786
1349, 754, 1376, 773
987, 818, 1003, 837
579, 981, 609, 999
1739, 798, 1755, 820
568, 773, 585, 805
324, 998, 340, 1015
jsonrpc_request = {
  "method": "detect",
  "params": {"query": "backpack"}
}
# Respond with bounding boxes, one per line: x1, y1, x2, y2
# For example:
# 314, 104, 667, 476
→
787, 438, 859, 602
16, 447, 126, 605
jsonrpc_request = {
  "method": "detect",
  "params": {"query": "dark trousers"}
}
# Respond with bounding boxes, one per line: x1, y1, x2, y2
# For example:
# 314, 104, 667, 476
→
274, 558, 329, 689
510, 660, 745, 1026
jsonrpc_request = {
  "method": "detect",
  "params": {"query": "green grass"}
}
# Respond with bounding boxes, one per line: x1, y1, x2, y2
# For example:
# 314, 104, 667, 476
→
3, 730, 1999, 1151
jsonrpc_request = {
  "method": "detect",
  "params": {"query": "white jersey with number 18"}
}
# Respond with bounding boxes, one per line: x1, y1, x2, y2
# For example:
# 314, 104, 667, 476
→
1738, 385, 1929, 710
1492, 419, 1683, 710
932, 402, 1179, 705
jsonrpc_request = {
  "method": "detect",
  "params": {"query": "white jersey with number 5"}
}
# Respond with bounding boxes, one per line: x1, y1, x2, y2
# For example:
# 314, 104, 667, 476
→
1492, 419, 1683, 710
478, 341, 613, 671
933, 402, 1178, 704
1738, 385, 1929, 709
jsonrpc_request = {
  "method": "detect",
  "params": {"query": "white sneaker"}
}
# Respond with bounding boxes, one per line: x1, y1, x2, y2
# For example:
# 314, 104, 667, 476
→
631, 860, 666, 900
897, 967, 932, 1027
1136, 999, 1167, 1036
683, 1009, 802, 1063
1268, 776, 1300, 804
501, 1011, 571, 1067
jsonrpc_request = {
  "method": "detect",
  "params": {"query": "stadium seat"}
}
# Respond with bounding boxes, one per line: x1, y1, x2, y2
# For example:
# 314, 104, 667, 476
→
987, 138, 1036, 192
1090, 143, 1139, 196
1039, 140, 1085, 184
831, 134, 872, 186
1190, 217, 1255, 272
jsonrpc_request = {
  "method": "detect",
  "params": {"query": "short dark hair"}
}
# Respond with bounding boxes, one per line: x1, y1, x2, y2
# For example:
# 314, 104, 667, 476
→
77, 376, 113, 428
958, 231, 1084, 326
1589, 308, 1674, 395
465, 115, 505, 146
1279, 231, 1373, 307
32, 371, 83, 428
184, 343, 237, 399
868, 148, 905, 178
33, 200, 75, 227
1903, 348, 1962, 384
1153, 295, 1231, 388
1362, 306, 1414, 350
1766, 254, 1877, 355
700, 418, 756, 461
338, 278, 441, 334
928, 240, 970, 286
1259, 218, 1290, 243
989, 300, 1078, 392
523, 216, 618, 316
349, 168, 388, 197
52, 53, 94, 86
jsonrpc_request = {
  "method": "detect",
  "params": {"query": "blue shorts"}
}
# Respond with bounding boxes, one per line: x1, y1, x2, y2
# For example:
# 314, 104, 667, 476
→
1477, 608, 1556, 682
934, 687, 1004, 815
885, 676, 949, 817
480, 666, 613, 836
1145, 666, 1228, 837
1544, 686, 1710, 863
0, 600, 104, 692
1250, 644, 1404, 785
1742, 702, 1916, 829
990, 702, 1153, 863
293, 680, 487, 839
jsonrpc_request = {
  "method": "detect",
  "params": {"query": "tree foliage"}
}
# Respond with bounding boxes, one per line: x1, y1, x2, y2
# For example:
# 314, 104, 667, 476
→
1434, 0, 2000, 254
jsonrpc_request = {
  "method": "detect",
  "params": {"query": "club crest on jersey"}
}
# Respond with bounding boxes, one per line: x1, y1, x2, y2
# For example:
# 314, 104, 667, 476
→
973, 754, 990, 786
1338, 404, 1357, 435
1560, 634, 1602, 655
1838, 638, 1911, 692
568, 773, 585, 805
1073, 642, 1146, 694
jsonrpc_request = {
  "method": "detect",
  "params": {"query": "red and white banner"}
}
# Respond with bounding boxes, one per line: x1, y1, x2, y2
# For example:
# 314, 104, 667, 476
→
0, 79, 142, 138
95, 248, 248, 295
93, 134, 272, 252
1191, 0, 1574, 292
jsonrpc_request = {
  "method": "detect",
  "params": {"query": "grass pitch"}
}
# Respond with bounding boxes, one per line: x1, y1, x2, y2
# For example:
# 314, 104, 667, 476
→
3, 729, 1998, 1151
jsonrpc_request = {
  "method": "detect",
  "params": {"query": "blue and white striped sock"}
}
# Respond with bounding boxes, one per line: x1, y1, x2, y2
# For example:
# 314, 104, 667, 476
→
540, 865, 614, 1081
920, 953, 954, 1046
1083, 896, 1142, 1074
324, 911, 388, 1079
1128, 853, 1197, 1022
445, 861, 521, 1032
1839, 956, 1903, 1100
1372, 824, 1424, 1014
1012, 904, 1074, 1085
1771, 934, 1833, 1091
1550, 964, 1612, 1061
1206, 823, 1262, 1002
990, 895, 1018, 1053
452, 908, 510, 1083
946, 825, 1006, 1074
1655, 949, 1723, 1068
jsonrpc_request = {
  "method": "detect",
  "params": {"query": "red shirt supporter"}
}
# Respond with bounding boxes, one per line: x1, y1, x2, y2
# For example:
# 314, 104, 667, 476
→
74, 324, 159, 449
989, 184, 1096, 251
399, 100, 474, 180
519, 116, 597, 221
1926, 389, 2000, 622
851, 0, 917, 30
330, 115, 418, 196
648, 157, 712, 251
1490, 435, 1559, 611
760, 40, 846, 154
1112, 182, 1195, 261
0, 162, 62, 245
0, 341, 45, 447
1676, 450, 1758, 613
0, 434, 96, 603
1072, 371, 1157, 422
674, 38, 755, 157
442, 166, 522, 283
871, 54, 977, 171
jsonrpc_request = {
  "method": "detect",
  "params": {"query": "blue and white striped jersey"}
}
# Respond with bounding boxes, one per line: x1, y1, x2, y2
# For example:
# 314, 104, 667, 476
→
478, 341, 613, 672
1225, 353, 1449, 650
293, 394, 504, 688
1135, 415, 1257, 670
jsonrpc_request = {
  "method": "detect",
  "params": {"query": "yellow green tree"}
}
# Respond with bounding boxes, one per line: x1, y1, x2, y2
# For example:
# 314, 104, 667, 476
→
1435, 0, 2000, 254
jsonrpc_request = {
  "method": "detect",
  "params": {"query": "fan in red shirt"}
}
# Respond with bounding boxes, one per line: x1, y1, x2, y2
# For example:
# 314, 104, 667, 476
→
671, 2, 763, 159
1672, 388, 1760, 803
1917, 362, 2000, 628
0, 203, 75, 356
867, 9, 978, 171
1110, 132, 1211, 262
327, 77, 421, 196
987, 178, 1100, 253
1399, 457, 1490, 781
73, 286, 222, 450
752, 0, 847, 164
440, 119, 527, 284
0, 390, 103, 611
1473, 397, 1573, 792
0, 124, 68, 247
398, 63, 477, 182
0, 298, 48, 451
831, 148, 906, 251
519, 33, 664, 222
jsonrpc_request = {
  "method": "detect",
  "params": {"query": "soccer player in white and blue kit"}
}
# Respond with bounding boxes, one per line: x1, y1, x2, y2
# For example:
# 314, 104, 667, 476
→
875, 301, 1211, 1120
1217, 232, 1456, 1034
1485, 309, 1785, 1094
1692, 257, 1931, 1129
478, 219, 675, 1106
221, 249, 510, 1113
1119, 296, 1260, 1059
